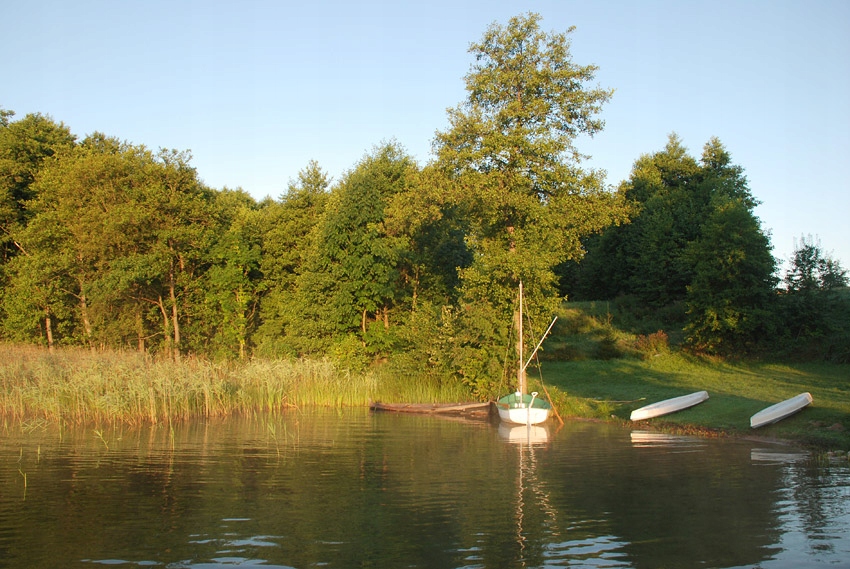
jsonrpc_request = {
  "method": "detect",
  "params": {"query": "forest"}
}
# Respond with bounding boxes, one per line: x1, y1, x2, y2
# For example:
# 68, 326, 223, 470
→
1, 14, 847, 400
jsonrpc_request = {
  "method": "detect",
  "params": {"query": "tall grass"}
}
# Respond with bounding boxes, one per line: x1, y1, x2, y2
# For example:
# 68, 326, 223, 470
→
0, 344, 472, 425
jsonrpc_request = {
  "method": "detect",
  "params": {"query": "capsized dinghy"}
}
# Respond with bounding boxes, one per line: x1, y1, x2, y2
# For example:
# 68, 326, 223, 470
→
629, 390, 709, 421
750, 392, 813, 429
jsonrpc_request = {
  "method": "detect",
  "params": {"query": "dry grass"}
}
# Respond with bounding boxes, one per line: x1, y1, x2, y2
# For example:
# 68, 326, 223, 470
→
0, 343, 469, 425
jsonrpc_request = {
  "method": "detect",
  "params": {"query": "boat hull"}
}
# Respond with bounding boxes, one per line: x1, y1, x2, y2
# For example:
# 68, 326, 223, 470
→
369, 401, 491, 415
750, 392, 813, 428
629, 390, 709, 421
497, 393, 551, 425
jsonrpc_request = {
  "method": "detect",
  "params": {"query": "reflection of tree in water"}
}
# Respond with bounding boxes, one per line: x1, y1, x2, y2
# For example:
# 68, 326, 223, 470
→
529, 423, 790, 568
782, 458, 850, 556
2, 412, 848, 568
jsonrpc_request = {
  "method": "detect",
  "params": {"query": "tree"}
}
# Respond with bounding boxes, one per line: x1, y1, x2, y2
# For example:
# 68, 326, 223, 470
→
292, 143, 415, 357
566, 135, 768, 311
684, 197, 778, 353
778, 236, 849, 360
784, 235, 848, 293
431, 12, 627, 392
1, 134, 217, 357
192, 189, 263, 359
253, 161, 330, 356
0, 111, 76, 262
3, 135, 148, 349
434, 13, 625, 305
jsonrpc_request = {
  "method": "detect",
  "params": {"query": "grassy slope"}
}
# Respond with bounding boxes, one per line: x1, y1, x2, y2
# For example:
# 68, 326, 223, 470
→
531, 301, 850, 450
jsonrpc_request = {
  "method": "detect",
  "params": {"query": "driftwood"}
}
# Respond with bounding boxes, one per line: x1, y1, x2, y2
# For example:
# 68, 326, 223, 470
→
369, 401, 493, 416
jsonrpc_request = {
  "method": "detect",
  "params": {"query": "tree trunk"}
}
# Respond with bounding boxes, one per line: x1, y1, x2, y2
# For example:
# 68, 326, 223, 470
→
136, 307, 145, 353
155, 295, 171, 355
80, 291, 94, 351
45, 311, 54, 352
169, 257, 180, 360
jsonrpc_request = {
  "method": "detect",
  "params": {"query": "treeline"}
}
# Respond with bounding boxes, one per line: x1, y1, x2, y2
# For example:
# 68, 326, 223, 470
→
1, 14, 847, 399
559, 134, 849, 361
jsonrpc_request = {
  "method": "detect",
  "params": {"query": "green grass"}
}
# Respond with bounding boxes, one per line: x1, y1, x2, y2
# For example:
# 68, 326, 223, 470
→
527, 299, 850, 450
534, 352, 850, 451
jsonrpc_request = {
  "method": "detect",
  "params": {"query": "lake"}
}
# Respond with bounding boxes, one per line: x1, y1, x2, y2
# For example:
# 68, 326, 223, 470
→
1, 409, 848, 568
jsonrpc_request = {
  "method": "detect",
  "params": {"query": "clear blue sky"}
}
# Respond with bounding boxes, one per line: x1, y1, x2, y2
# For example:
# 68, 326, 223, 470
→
3, 0, 849, 270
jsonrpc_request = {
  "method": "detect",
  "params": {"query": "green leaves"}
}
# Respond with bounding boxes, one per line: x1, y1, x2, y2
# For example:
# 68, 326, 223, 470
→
293, 143, 414, 352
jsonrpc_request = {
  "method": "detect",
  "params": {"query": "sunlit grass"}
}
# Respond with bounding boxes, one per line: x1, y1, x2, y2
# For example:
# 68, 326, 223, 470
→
542, 353, 850, 449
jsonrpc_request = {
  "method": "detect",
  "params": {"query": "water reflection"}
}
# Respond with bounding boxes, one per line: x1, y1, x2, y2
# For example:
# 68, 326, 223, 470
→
0, 411, 847, 568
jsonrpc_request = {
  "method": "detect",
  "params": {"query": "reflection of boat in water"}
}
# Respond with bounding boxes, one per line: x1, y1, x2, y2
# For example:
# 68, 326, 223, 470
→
629, 430, 703, 450
629, 391, 709, 421
499, 423, 550, 445
750, 448, 809, 464
750, 392, 813, 429
500, 418, 556, 563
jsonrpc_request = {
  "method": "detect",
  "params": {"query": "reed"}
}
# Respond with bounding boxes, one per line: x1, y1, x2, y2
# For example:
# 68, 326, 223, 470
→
0, 344, 472, 425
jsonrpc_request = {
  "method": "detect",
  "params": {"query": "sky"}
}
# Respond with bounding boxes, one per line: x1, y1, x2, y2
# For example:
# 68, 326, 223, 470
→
3, 0, 849, 271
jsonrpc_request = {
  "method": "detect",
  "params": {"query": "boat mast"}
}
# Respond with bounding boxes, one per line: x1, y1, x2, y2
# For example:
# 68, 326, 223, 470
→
517, 281, 526, 395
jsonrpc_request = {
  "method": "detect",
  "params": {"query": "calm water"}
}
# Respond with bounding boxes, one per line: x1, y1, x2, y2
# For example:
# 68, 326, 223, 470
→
1, 410, 848, 568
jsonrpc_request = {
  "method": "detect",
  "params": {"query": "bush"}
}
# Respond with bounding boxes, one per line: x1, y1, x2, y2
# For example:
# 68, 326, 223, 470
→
633, 330, 669, 358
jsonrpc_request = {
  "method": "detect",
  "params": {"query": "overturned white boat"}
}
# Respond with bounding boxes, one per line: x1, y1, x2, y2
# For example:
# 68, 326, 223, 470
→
629, 390, 709, 421
750, 392, 813, 429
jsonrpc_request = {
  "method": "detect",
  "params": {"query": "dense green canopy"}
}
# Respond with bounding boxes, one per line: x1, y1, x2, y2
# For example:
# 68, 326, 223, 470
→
0, 14, 846, 387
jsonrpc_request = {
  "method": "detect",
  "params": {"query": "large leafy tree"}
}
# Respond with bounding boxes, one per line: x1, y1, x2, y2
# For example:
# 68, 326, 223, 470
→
190, 188, 263, 359
564, 135, 779, 352
433, 12, 626, 312
253, 161, 330, 356
569, 135, 767, 305
684, 196, 778, 353
0, 111, 76, 262
431, 13, 627, 392
3, 135, 150, 348
293, 143, 415, 356
2, 134, 216, 356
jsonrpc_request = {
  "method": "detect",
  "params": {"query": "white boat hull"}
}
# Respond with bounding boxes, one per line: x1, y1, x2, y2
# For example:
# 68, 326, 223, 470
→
750, 392, 813, 428
497, 405, 550, 425
497, 392, 551, 425
630, 390, 709, 421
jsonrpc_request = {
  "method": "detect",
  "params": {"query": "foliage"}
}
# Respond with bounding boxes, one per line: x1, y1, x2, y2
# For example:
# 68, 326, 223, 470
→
563, 135, 778, 355
684, 196, 778, 354
0, 112, 76, 261
431, 13, 628, 391
0, 13, 844, 375
776, 236, 850, 361
291, 142, 415, 356
252, 161, 330, 357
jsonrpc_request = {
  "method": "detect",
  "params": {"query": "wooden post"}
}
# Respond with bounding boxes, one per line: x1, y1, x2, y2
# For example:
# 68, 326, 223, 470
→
516, 281, 525, 395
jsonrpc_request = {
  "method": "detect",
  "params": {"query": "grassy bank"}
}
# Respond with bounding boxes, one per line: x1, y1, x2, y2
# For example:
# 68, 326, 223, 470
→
531, 300, 850, 451
2, 341, 848, 451
532, 354, 850, 450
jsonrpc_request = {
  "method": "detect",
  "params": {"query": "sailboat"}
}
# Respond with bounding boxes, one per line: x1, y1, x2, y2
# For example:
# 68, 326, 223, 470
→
496, 282, 556, 425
